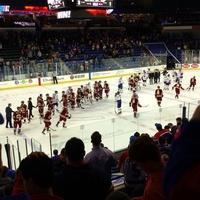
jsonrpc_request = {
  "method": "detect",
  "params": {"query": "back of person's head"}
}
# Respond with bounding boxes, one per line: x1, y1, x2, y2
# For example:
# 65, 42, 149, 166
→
128, 135, 161, 163
164, 125, 170, 130
155, 123, 163, 131
105, 190, 131, 200
134, 132, 140, 137
158, 136, 166, 145
19, 152, 54, 190
65, 137, 85, 162
91, 131, 102, 146
53, 149, 58, 156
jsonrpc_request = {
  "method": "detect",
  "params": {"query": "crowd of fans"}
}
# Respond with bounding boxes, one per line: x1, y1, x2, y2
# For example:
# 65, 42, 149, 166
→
1, 104, 199, 200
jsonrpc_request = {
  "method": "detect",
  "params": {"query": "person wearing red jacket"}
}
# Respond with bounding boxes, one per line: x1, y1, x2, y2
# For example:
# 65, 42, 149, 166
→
187, 76, 196, 91
172, 82, 184, 99
155, 86, 163, 107
129, 94, 142, 118
42, 109, 52, 135
20, 101, 28, 123
13, 107, 23, 135
56, 107, 71, 128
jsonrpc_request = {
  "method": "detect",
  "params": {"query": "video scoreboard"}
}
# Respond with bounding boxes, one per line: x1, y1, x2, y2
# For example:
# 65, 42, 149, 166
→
47, 0, 114, 10
76, 0, 113, 8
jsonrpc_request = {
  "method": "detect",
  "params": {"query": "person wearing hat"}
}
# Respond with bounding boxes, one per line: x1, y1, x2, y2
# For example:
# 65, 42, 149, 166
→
84, 131, 118, 178
153, 123, 173, 144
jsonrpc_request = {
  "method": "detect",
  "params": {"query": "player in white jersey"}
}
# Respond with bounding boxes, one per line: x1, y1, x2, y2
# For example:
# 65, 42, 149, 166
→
141, 70, 148, 86
53, 91, 59, 113
171, 70, 178, 82
115, 91, 122, 114
178, 69, 183, 83
163, 74, 171, 90
118, 77, 124, 93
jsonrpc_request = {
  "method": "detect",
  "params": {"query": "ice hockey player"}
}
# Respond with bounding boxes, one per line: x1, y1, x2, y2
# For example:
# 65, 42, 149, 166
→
163, 74, 171, 90
53, 91, 59, 113
56, 106, 71, 128
172, 82, 184, 99
155, 86, 163, 107
42, 109, 52, 135
20, 101, 28, 123
187, 76, 196, 91
104, 81, 110, 98
129, 94, 142, 118
115, 91, 122, 114
118, 77, 124, 93
13, 107, 23, 135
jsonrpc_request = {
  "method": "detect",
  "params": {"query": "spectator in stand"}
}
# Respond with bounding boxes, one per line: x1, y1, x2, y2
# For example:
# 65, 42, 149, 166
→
167, 122, 177, 138
84, 131, 118, 178
5, 103, 13, 128
18, 151, 63, 200
51, 149, 59, 162
128, 135, 167, 200
118, 135, 146, 198
105, 190, 131, 200
158, 136, 171, 156
53, 148, 67, 174
52, 137, 114, 200
163, 105, 200, 200
153, 123, 173, 144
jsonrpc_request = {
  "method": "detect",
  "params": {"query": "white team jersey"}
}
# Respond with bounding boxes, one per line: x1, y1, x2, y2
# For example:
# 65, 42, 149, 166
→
53, 93, 59, 103
115, 94, 121, 101
118, 78, 124, 85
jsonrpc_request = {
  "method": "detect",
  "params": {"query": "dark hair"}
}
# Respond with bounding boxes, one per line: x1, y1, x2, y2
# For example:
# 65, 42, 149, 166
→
176, 117, 182, 122
105, 191, 131, 200
91, 131, 102, 145
129, 135, 161, 163
158, 136, 166, 145
134, 132, 140, 137
53, 149, 58, 156
19, 152, 54, 188
65, 137, 85, 162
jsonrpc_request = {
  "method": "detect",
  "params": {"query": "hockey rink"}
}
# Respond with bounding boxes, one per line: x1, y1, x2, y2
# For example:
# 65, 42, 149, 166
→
0, 69, 200, 167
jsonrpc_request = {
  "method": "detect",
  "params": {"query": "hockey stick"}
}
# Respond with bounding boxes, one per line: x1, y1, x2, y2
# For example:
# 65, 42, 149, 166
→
142, 104, 149, 107
49, 127, 56, 131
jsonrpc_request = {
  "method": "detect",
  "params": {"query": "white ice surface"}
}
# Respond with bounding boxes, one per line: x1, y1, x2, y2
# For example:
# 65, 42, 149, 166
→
0, 69, 200, 167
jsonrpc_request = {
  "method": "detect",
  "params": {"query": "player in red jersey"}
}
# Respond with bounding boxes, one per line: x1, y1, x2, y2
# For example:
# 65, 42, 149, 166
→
172, 82, 184, 99
37, 94, 45, 119
129, 94, 142, 118
42, 109, 52, 135
187, 76, 196, 91
69, 88, 76, 110
45, 93, 54, 113
76, 88, 82, 108
103, 81, 110, 98
98, 81, 103, 100
20, 101, 28, 123
155, 86, 163, 107
13, 107, 23, 135
56, 106, 71, 128
60, 93, 68, 108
